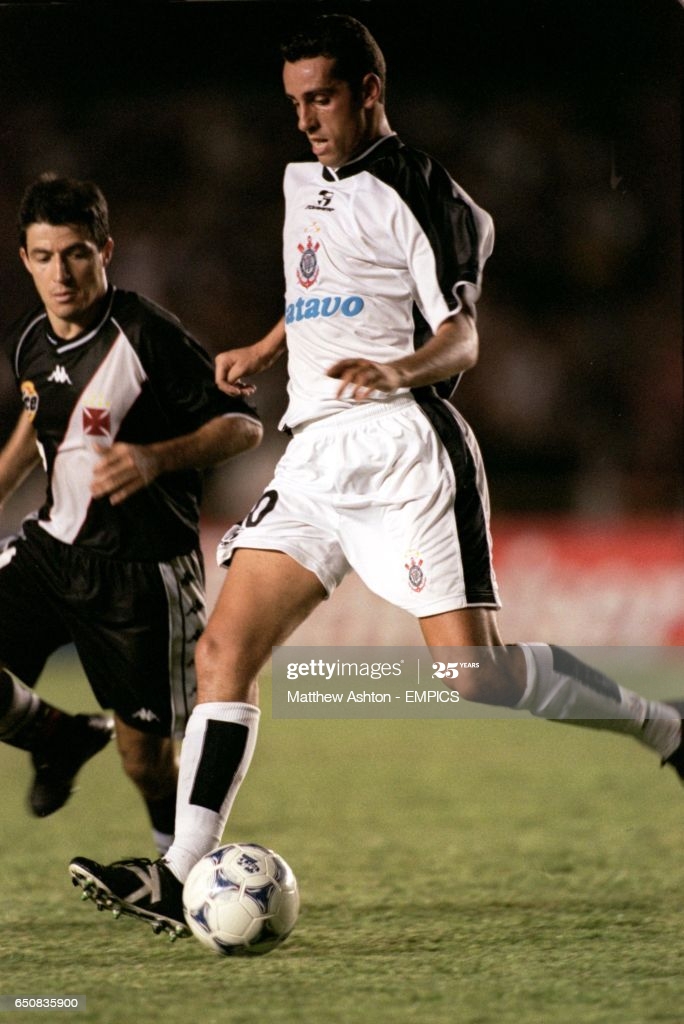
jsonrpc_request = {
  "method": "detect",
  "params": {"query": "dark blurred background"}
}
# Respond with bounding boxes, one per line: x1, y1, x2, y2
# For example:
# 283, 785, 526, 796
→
0, 0, 681, 528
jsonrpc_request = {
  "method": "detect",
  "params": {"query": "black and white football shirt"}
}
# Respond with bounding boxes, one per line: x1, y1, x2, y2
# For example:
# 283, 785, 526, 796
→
8, 287, 260, 561
281, 133, 494, 429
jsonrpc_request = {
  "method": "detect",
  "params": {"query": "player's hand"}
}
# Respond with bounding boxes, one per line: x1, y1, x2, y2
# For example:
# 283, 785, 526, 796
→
90, 443, 160, 506
327, 358, 403, 400
214, 347, 261, 397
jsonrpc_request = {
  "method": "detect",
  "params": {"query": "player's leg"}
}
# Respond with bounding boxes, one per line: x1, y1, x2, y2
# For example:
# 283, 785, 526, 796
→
69, 547, 328, 934
154, 474, 346, 886
0, 532, 114, 816
420, 608, 683, 767
113, 716, 178, 855
347, 398, 683, 768
419, 605, 525, 704
69, 547, 205, 851
165, 548, 327, 875
0, 667, 114, 816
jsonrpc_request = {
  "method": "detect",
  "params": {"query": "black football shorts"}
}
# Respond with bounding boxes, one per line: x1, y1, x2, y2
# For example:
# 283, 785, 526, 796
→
0, 520, 203, 737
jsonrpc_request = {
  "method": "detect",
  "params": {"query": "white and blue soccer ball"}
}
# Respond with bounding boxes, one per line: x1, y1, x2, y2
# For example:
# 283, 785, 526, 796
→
182, 843, 300, 957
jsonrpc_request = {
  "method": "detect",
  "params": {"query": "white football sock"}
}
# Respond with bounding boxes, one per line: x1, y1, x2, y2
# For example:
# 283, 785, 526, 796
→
516, 644, 681, 759
163, 701, 260, 882
152, 830, 174, 856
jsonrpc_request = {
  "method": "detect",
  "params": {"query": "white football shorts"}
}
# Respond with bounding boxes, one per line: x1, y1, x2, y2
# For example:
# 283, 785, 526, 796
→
218, 394, 500, 617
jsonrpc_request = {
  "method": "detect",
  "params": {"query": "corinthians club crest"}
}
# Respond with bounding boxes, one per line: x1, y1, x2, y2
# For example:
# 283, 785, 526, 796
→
405, 554, 427, 593
296, 235, 320, 289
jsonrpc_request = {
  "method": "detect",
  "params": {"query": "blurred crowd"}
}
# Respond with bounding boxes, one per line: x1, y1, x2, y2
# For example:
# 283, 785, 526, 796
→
0, 2, 680, 528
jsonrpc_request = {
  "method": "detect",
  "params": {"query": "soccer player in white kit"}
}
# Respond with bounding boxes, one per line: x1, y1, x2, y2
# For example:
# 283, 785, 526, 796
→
70, 13, 684, 935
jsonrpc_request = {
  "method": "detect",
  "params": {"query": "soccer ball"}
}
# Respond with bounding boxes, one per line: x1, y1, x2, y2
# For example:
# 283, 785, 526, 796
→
182, 843, 300, 957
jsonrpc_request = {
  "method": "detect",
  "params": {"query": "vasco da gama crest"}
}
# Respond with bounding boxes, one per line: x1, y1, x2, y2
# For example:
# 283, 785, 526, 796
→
82, 404, 112, 439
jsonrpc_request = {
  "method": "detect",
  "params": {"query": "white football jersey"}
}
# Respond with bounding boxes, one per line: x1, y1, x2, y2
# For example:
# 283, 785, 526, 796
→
280, 134, 494, 429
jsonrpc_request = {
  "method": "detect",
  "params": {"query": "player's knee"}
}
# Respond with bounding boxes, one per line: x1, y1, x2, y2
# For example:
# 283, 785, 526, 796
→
454, 656, 522, 707
453, 669, 485, 702
195, 628, 258, 702
119, 752, 151, 790
195, 628, 219, 673
118, 741, 176, 798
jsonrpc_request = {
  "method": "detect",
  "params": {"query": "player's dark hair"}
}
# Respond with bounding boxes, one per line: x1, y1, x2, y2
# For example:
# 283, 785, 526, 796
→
18, 173, 110, 249
280, 13, 387, 103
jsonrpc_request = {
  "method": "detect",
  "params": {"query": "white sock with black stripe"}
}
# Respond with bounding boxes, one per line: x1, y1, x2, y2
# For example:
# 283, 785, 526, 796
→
515, 644, 681, 759
163, 702, 260, 883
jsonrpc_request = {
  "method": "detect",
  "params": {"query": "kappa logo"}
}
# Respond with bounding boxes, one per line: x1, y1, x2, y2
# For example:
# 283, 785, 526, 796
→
132, 708, 161, 724
47, 365, 72, 385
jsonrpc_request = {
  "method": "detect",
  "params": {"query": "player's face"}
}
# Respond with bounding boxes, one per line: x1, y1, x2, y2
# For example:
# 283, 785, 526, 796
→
283, 56, 376, 168
20, 222, 113, 339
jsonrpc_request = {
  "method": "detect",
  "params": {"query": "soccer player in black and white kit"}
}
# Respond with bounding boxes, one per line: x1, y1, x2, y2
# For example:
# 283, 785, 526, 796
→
0, 175, 262, 853
70, 15, 684, 935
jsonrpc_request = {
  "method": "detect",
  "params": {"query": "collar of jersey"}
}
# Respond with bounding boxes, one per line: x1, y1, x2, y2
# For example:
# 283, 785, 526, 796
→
322, 133, 400, 182
46, 286, 116, 353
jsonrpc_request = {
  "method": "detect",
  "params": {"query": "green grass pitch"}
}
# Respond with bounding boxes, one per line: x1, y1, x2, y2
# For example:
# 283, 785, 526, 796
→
1, 650, 684, 1024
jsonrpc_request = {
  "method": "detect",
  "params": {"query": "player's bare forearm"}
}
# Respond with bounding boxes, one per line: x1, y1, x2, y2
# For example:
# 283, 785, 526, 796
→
0, 411, 41, 509
90, 415, 263, 506
328, 313, 478, 400
215, 318, 287, 396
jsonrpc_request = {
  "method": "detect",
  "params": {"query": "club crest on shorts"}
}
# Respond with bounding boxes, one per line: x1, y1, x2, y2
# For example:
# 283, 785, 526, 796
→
404, 554, 426, 593
296, 235, 320, 289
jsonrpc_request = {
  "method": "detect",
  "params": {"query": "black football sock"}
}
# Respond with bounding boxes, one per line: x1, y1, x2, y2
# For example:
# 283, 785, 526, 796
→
146, 790, 178, 855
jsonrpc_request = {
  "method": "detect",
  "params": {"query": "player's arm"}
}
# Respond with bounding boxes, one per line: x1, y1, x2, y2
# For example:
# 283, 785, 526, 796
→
90, 414, 263, 507
327, 312, 478, 400
0, 410, 41, 511
214, 317, 287, 397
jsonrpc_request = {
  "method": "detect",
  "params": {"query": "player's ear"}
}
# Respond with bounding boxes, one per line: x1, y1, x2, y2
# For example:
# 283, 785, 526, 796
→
361, 72, 382, 107
101, 237, 114, 267
19, 247, 31, 274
